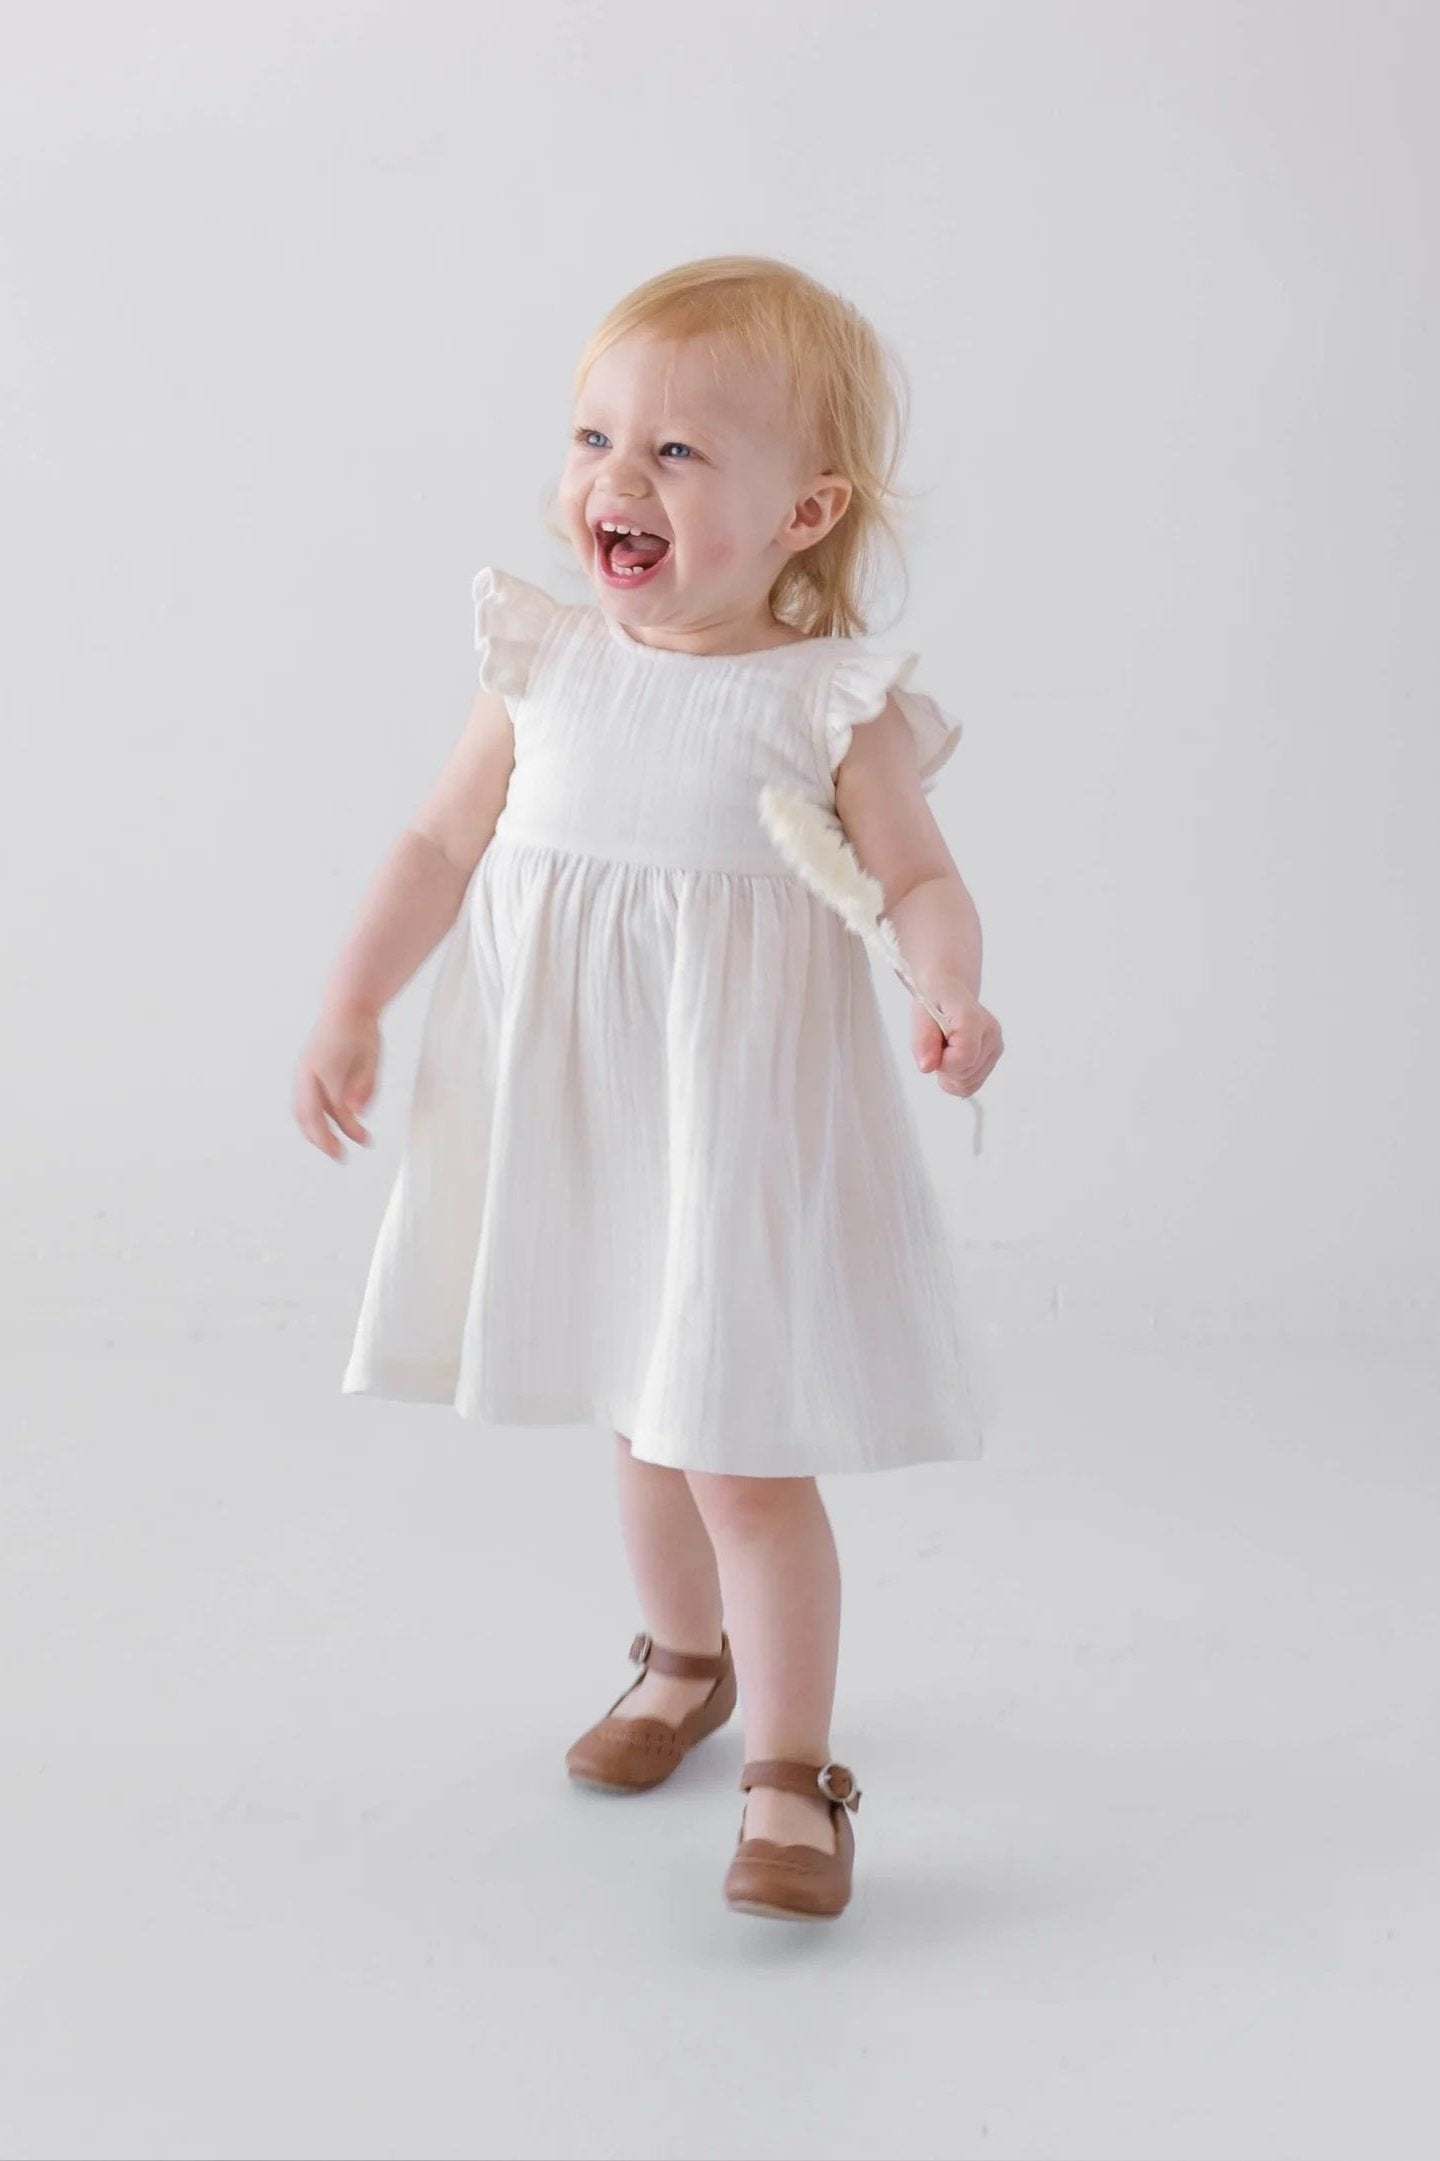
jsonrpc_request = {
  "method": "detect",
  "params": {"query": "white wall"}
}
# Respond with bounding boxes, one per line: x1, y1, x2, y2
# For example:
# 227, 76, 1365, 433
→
2, 0, 1434, 1355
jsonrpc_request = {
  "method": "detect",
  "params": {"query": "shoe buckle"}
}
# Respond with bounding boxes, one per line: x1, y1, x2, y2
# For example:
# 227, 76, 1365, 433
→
817, 1761, 861, 1812
628, 1630, 653, 1669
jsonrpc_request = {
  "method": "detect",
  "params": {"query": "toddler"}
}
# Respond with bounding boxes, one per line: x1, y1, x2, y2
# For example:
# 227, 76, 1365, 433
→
293, 254, 1004, 1922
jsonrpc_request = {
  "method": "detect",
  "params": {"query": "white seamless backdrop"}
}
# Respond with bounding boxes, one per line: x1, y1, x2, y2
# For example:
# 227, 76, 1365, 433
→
3, 6, 1432, 1357
2, 9, 1438, 2161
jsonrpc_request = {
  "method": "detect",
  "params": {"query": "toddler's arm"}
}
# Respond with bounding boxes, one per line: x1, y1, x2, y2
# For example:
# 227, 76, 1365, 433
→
320, 688, 516, 1022
834, 696, 1003, 1100
294, 690, 515, 1161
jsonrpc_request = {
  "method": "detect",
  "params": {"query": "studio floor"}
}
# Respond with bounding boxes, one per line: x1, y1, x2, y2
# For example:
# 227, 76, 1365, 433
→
2, 1323, 1435, 2161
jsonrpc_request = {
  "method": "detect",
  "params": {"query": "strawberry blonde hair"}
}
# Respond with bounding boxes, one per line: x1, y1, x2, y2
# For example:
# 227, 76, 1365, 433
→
544, 253, 917, 640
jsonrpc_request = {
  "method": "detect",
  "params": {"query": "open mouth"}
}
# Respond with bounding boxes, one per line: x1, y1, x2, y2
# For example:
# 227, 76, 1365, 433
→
595, 524, 672, 585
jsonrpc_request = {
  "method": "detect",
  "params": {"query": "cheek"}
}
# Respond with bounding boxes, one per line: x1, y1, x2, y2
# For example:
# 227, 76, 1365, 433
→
697, 533, 738, 573
556, 483, 589, 539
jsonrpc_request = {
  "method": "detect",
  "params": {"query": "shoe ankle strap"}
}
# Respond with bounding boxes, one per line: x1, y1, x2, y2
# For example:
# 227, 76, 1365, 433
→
739, 1756, 862, 1813
629, 1629, 730, 1680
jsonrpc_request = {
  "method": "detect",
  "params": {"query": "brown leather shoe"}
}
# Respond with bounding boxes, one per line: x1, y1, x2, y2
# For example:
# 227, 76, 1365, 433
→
723, 1757, 862, 1920
565, 1629, 736, 1792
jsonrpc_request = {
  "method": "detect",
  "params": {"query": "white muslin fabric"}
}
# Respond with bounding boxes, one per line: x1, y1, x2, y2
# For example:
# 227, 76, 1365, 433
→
340, 566, 990, 1474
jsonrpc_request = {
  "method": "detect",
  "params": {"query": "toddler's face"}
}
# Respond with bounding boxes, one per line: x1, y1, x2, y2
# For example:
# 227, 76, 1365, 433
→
560, 332, 837, 640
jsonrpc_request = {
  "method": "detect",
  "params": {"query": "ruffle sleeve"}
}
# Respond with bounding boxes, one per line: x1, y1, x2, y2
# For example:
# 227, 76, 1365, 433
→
472, 565, 562, 697
822, 648, 962, 796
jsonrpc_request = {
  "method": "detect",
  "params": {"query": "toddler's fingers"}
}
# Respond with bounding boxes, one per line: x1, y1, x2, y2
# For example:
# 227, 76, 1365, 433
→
934, 1024, 987, 1097
948, 1024, 1002, 1094
323, 1079, 371, 1147
293, 1070, 344, 1160
912, 1010, 945, 1073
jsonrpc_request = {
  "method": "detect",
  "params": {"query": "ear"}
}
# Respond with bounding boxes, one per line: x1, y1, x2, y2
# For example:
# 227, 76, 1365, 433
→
778, 471, 853, 556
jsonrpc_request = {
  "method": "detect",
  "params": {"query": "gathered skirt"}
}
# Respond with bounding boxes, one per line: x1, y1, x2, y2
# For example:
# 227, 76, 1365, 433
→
340, 831, 988, 1475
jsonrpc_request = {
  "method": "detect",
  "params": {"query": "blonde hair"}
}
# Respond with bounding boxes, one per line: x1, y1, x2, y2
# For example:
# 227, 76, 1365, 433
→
542, 254, 917, 639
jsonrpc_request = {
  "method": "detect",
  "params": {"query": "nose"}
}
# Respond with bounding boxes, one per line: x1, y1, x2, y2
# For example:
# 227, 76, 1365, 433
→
602, 446, 650, 498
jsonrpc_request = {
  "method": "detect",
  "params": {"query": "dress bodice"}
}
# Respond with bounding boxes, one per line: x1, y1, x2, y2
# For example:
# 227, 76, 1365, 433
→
472, 566, 962, 877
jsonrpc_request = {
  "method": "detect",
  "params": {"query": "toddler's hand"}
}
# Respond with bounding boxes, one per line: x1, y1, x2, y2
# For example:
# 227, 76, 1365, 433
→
912, 986, 1003, 1100
293, 1004, 381, 1162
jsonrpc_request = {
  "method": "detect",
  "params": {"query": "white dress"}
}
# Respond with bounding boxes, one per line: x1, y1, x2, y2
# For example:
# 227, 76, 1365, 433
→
340, 566, 989, 1476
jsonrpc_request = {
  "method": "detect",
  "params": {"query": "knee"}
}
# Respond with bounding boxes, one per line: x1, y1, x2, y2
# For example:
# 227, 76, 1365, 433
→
685, 1470, 815, 1539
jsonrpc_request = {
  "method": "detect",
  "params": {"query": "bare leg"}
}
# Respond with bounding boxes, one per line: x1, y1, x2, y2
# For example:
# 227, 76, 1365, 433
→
683, 1471, 842, 1853
607, 1431, 728, 1726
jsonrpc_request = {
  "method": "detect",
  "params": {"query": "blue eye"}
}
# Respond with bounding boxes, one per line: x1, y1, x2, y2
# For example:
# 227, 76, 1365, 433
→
573, 427, 695, 460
